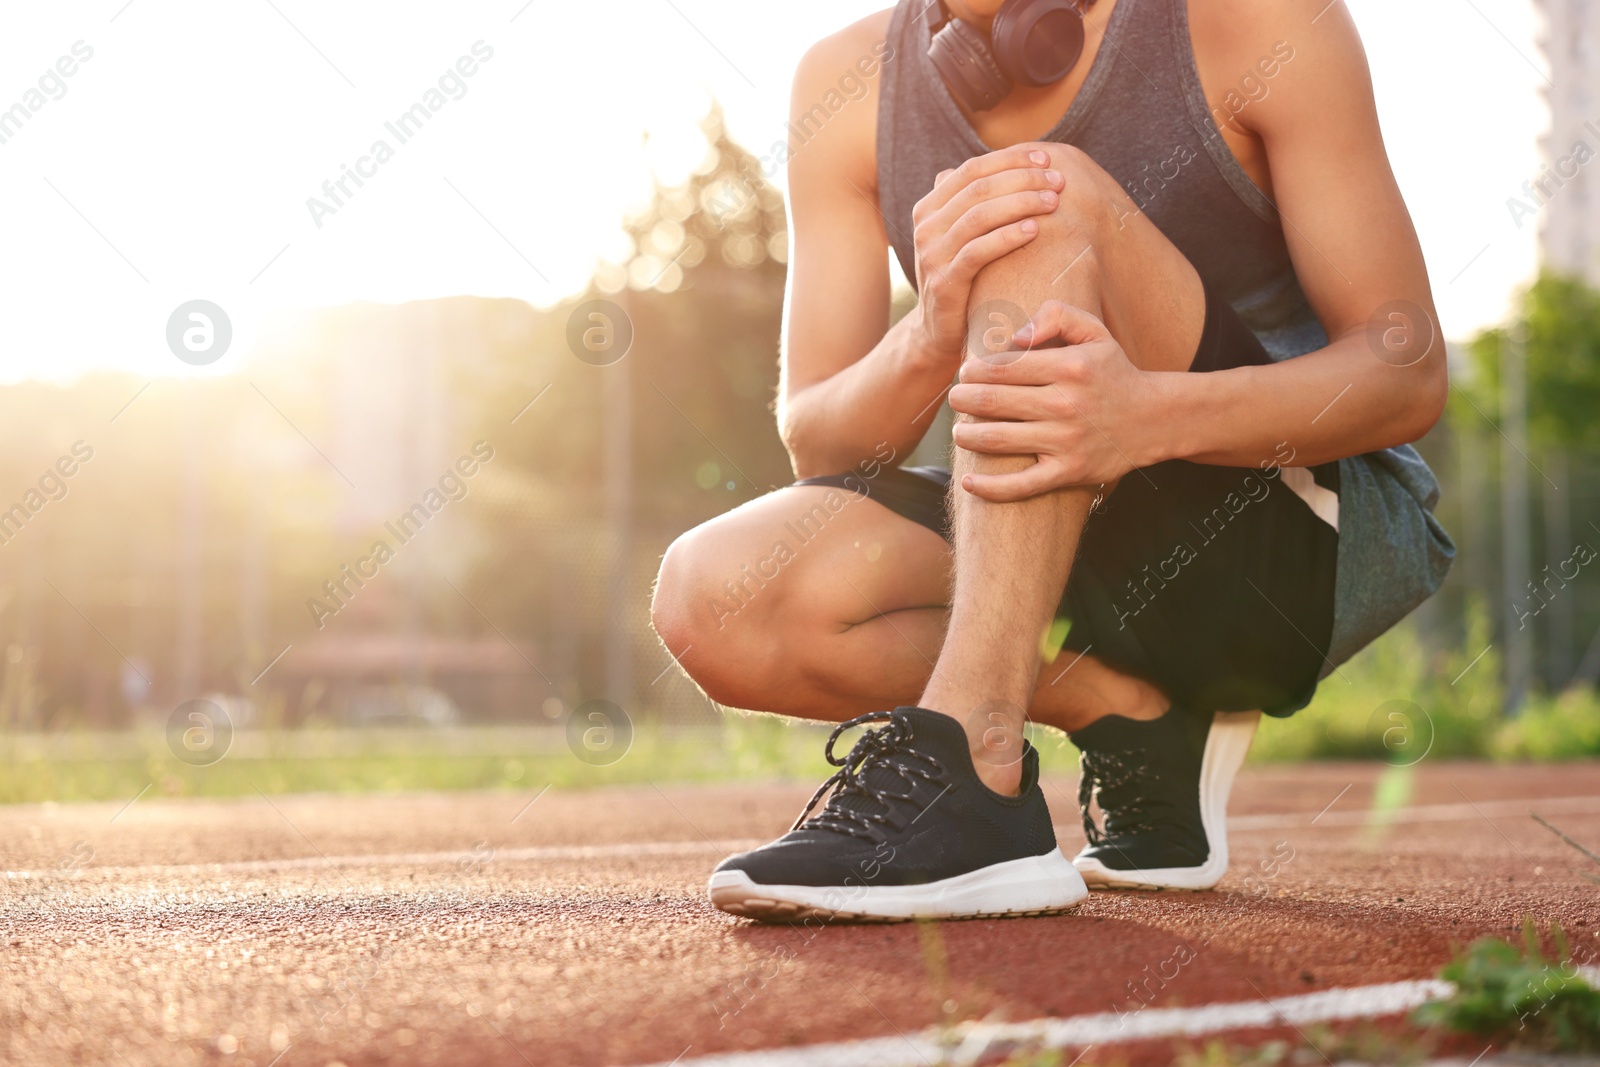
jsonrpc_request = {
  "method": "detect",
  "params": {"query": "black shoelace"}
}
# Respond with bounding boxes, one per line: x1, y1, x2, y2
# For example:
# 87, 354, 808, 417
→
790, 709, 947, 842
1077, 747, 1160, 845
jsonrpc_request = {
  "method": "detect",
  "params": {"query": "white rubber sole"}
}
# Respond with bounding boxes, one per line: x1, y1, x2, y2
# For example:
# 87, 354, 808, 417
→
1074, 710, 1260, 892
709, 849, 1089, 923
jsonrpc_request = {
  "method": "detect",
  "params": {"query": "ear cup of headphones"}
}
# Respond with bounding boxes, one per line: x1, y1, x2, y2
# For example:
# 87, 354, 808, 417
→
990, 0, 1087, 88
927, 16, 1013, 112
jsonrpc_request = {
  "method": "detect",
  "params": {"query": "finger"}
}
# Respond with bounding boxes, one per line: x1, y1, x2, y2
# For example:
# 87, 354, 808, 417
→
939, 166, 1065, 221
959, 346, 1083, 386
960, 458, 1067, 503
939, 188, 1061, 252
1011, 300, 1067, 346
952, 418, 1056, 455
918, 144, 1053, 218
1013, 300, 1111, 349
943, 218, 1040, 285
948, 382, 1057, 421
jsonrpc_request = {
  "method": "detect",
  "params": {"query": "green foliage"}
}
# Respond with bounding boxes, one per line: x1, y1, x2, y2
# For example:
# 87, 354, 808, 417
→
0, 718, 840, 804
1413, 921, 1600, 1052
1457, 271, 1600, 450
1252, 596, 1600, 762
1250, 603, 1501, 763
978, 1048, 1083, 1067
1171, 1025, 1436, 1067
1493, 685, 1600, 759
1173, 1040, 1294, 1067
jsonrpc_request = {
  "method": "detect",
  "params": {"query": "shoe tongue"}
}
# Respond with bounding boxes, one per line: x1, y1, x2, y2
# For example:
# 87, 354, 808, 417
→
1071, 709, 1209, 839
824, 706, 968, 818
900, 706, 1043, 793
894, 706, 973, 763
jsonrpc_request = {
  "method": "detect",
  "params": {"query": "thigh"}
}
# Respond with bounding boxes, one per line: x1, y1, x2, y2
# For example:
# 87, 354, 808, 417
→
684, 479, 953, 630
1060, 459, 1341, 716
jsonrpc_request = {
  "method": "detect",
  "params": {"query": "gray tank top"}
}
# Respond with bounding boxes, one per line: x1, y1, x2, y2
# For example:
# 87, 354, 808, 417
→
875, 0, 1454, 672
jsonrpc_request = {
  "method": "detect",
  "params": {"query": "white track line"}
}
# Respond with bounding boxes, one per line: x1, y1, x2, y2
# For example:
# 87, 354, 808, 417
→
2, 839, 765, 881
5, 795, 1598, 880
1227, 792, 1600, 832
642, 969, 1600, 1067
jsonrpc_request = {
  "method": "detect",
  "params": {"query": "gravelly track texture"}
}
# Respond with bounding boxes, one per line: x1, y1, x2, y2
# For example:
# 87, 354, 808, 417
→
3, 764, 1598, 1066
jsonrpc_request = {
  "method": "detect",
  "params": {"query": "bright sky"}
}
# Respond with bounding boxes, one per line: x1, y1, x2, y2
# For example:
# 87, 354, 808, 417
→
0, 0, 1548, 383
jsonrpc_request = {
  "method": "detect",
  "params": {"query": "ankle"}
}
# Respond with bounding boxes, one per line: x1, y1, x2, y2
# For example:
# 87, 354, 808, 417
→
918, 685, 1033, 792
973, 759, 1023, 797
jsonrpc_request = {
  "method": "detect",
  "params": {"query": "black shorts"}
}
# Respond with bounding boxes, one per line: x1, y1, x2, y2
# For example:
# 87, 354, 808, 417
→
797, 282, 1340, 717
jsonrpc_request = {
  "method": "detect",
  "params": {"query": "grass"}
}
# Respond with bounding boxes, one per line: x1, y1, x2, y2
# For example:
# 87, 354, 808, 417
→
5, 601, 1600, 804
0, 716, 842, 805
1412, 921, 1600, 1053
0, 710, 1102, 805
1249, 607, 1503, 764
1493, 686, 1600, 760
955, 1024, 1440, 1066
1251, 602, 1600, 764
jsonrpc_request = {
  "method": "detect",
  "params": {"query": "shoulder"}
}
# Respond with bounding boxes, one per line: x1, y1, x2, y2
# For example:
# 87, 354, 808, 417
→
1187, 0, 1336, 47
1187, 0, 1368, 76
1186, 0, 1375, 135
793, 8, 896, 94
788, 9, 897, 190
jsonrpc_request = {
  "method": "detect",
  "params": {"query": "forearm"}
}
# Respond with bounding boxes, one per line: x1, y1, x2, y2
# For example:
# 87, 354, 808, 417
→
781, 309, 957, 478
1152, 331, 1447, 469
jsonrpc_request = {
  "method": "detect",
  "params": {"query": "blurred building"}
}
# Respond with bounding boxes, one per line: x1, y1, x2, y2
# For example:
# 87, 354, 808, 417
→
1538, 0, 1600, 281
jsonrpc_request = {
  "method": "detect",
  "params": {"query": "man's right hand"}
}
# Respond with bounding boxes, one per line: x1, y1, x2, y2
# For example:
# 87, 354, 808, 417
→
909, 144, 1066, 362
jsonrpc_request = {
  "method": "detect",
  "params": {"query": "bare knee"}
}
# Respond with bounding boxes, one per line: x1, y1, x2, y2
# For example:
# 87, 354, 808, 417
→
966, 143, 1200, 378
980, 143, 1122, 283
1030, 142, 1126, 232
651, 516, 790, 710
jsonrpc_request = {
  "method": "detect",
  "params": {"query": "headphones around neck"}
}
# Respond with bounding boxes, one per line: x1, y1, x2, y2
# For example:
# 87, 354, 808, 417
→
927, 0, 1095, 112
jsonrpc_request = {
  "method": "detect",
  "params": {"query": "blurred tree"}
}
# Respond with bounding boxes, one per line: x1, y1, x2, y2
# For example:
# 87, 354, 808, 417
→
1456, 271, 1600, 449
1451, 270, 1600, 695
0, 102, 804, 729
611, 102, 792, 513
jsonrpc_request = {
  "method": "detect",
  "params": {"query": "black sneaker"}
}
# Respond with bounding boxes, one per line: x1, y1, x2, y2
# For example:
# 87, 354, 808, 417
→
708, 706, 1087, 922
1068, 709, 1259, 890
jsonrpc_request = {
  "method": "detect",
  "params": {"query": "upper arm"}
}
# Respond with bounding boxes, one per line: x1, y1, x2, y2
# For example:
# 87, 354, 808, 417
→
1226, 1, 1439, 355
777, 15, 897, 426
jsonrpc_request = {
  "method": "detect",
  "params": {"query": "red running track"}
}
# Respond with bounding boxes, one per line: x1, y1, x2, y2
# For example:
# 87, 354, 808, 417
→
3, 762, 1598, 1066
